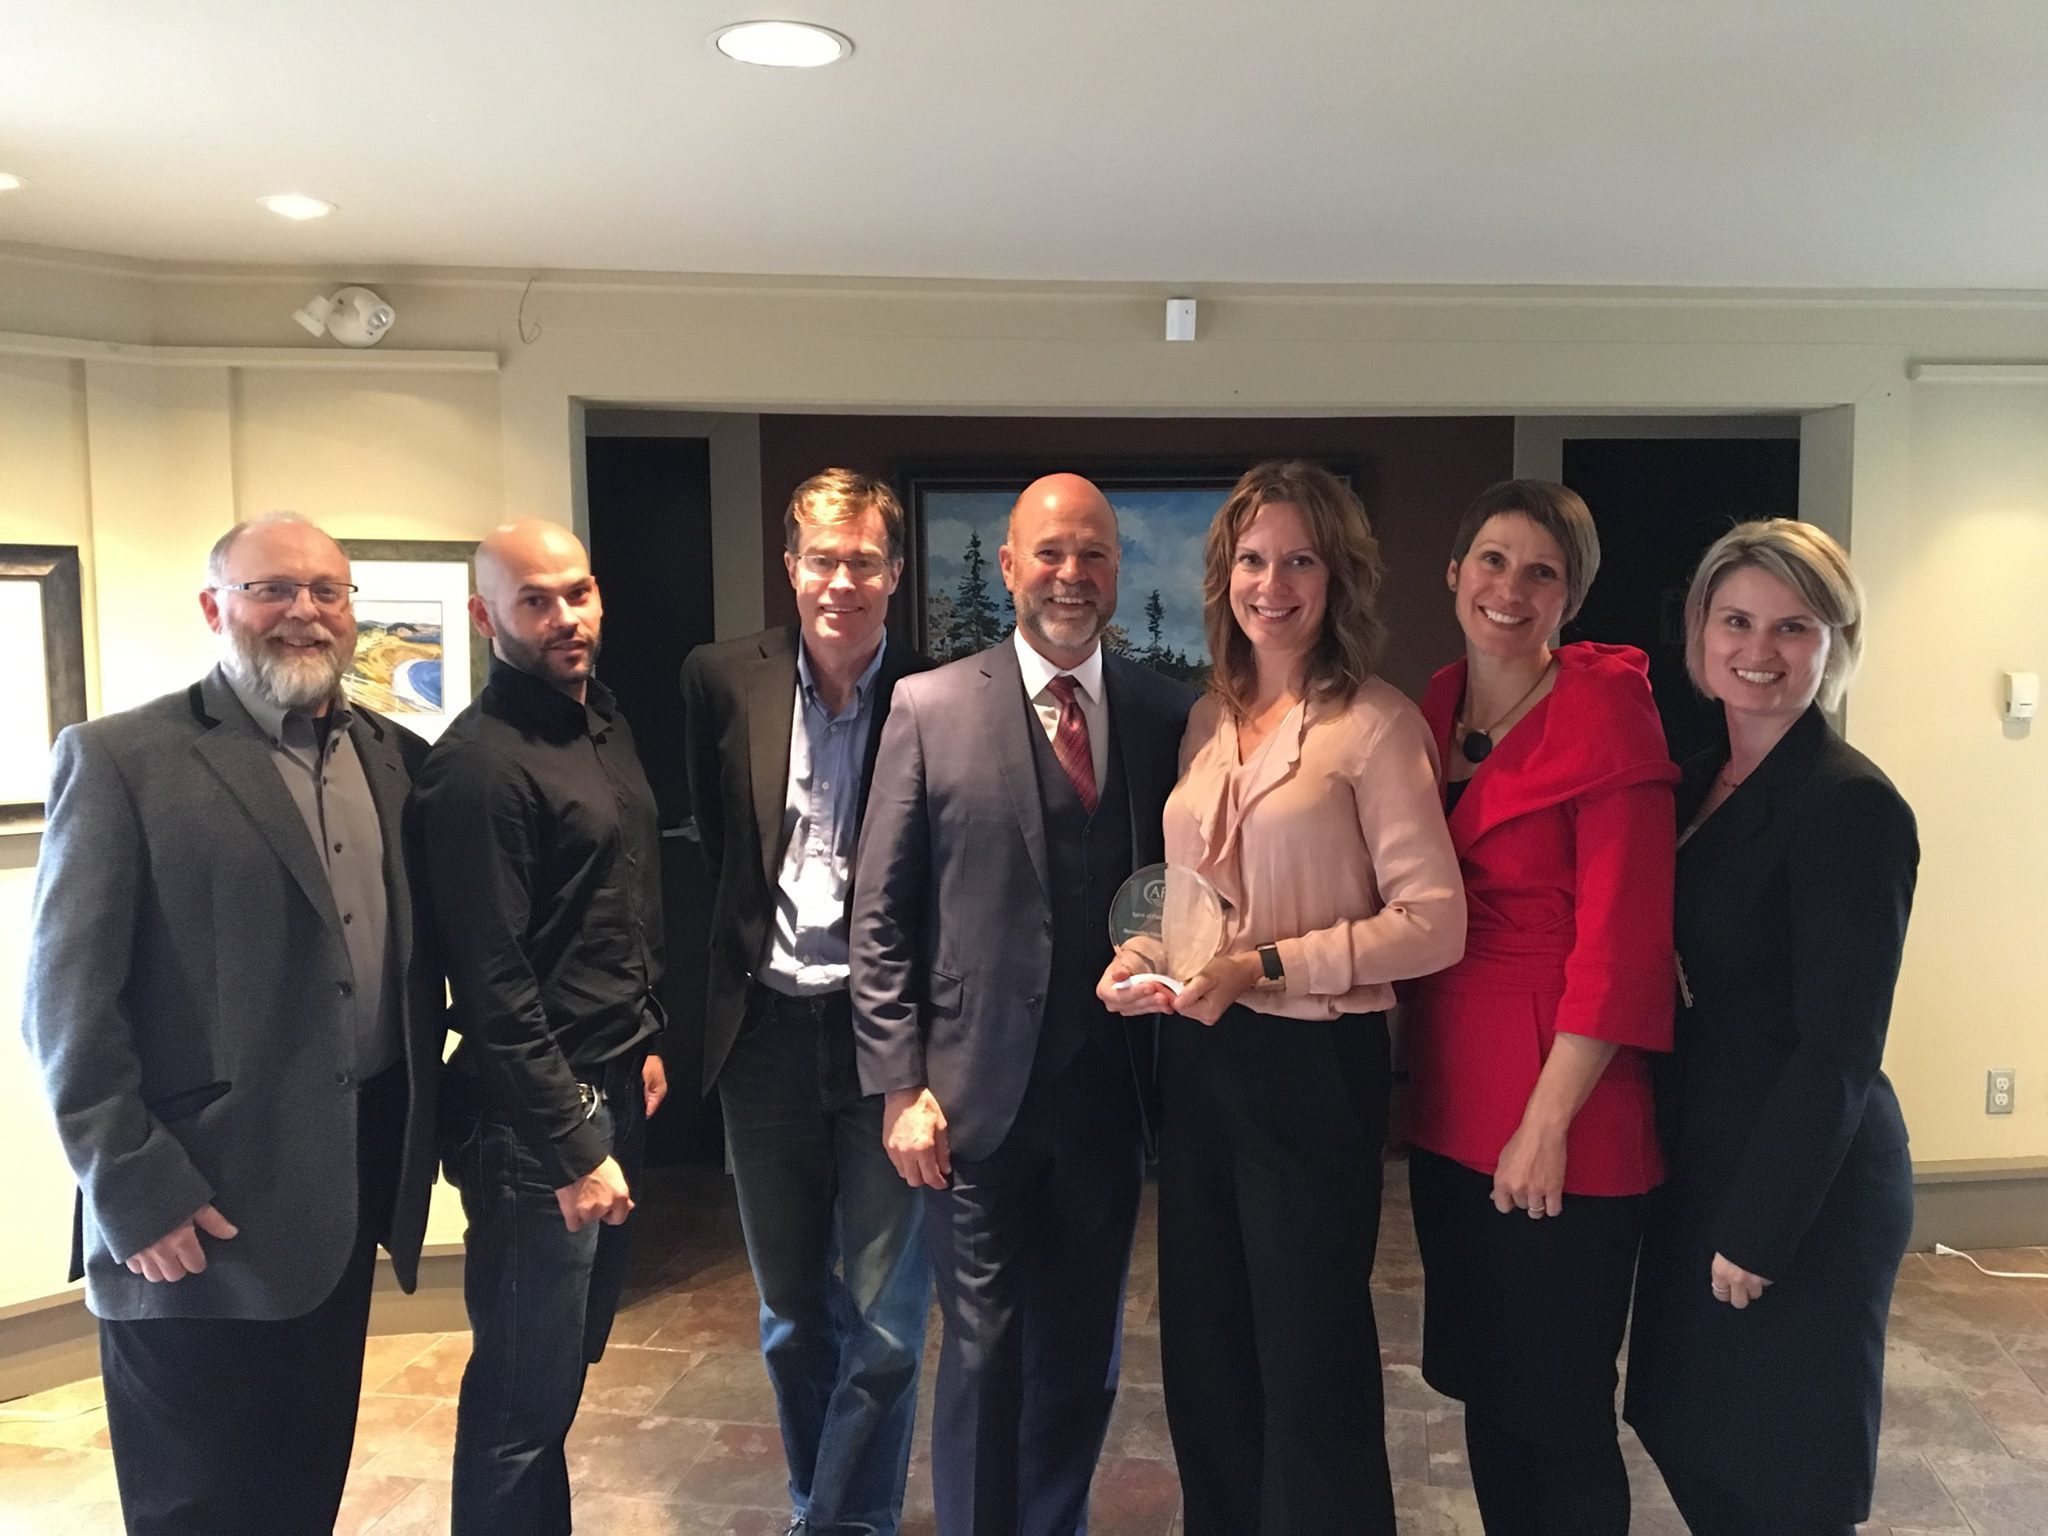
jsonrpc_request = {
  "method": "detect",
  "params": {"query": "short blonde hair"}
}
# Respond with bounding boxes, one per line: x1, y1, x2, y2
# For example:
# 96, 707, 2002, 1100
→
1203, 460, 1386, 717
1684, 519, 1865, 710
1449, 480, 1602, 624
784, 469, 906, 562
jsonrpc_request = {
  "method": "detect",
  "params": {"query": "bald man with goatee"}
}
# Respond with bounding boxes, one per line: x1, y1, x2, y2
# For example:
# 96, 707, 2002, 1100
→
852, 474, 1196, 1533
413, 520, 669, 1535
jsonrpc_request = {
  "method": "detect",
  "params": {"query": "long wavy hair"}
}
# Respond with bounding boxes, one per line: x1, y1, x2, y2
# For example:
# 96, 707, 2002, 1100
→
1203, 460, 1387, 717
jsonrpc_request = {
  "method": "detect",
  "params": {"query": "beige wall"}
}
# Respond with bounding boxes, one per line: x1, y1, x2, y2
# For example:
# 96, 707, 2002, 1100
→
3, 247, 2046, 1306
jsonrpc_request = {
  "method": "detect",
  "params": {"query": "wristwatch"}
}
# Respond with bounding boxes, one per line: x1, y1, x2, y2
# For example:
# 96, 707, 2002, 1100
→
1252, 943, 1286, 992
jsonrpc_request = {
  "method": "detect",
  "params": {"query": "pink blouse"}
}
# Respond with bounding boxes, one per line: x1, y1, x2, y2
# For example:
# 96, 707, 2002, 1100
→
1164, 679, 1467, 1019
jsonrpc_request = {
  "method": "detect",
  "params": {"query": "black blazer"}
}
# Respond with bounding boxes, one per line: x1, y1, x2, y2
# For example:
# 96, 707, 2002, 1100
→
1661, 704, 1918, 1280
679, 626, 935, 1092
849, 640, 1194, 1161
1625, 703, 1919, 1520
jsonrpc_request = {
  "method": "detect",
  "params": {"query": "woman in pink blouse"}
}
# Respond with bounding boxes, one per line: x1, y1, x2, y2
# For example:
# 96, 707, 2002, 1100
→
1099, 461, 1466, 1535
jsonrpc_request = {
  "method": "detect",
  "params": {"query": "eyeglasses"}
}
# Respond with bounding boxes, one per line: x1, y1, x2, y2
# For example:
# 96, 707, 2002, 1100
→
795, 553, 892, 580
215, 580, 359, 608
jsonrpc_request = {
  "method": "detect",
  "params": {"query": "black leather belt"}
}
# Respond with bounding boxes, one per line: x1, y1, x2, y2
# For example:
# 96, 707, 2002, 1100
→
752, 983, 850, 1023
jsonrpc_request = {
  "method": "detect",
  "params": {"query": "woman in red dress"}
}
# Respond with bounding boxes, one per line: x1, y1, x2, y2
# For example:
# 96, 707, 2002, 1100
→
1403, 480, 1678, 1534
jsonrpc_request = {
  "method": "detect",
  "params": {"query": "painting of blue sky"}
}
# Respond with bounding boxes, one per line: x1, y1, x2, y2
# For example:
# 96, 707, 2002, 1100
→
921, 483, 1223, 675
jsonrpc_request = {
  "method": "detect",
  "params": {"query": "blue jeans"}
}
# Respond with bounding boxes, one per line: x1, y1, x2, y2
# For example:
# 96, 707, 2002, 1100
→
719, 989, 931, 1536
440, 1056, 646, 1536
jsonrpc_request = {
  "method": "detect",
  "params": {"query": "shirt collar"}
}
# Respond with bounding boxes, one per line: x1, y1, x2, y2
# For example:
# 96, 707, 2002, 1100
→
797, 634, 889, 718
221, 663, 353, 749
1012, 627, 1103, 704
486, 654, 616, 738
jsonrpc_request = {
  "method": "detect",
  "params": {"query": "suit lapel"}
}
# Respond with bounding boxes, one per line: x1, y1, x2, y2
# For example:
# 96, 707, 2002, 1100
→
856, 640, 917, 832
191, 671, 344, 934
745, 631, 800, 891
984, 641, 1051, 902
1680, 705, 1829, 873
1104, 658, 1169, 866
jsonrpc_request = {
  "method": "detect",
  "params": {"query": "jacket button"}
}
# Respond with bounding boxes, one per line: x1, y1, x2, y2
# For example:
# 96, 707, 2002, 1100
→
336, 980, 353, 997
335, 1070, 352, 1087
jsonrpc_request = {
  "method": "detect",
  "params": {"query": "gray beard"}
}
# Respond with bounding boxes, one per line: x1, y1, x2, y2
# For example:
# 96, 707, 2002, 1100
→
222, 629, 350, 714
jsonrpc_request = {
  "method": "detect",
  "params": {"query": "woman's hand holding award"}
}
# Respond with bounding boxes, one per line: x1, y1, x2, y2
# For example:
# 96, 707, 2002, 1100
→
1106, 863, 1226, 1000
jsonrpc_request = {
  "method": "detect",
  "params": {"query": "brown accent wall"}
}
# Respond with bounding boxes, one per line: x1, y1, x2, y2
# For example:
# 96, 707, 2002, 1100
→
757, 414, 1513, 700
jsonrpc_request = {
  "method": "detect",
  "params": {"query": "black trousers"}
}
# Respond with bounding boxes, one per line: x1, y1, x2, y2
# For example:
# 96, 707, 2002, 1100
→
99, 1062, 406, 1536
1407, 1147, 1644, 1535
1655, 1457, 1857, 1536
1158, 1007, 1394, 1536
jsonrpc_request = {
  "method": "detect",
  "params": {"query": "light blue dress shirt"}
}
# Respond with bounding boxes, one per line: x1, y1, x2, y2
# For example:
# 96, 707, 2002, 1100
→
760, 637, 889, 997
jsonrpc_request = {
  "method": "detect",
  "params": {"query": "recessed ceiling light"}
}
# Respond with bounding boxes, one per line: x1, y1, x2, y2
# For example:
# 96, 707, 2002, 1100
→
713, 20, 852, 68
0, 172, 26, 192
260, 193, 336, 221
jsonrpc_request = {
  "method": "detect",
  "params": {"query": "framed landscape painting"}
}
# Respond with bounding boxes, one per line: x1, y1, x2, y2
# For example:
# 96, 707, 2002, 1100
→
901, 461, 1359, 684
338, 539, 483, 742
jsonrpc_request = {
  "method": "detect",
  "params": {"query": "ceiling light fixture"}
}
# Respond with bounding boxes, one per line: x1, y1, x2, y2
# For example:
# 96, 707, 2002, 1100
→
292, 286, 395, 347
712, 20, 852, 68
0, 172, 26, 192
261, 193, 336, 221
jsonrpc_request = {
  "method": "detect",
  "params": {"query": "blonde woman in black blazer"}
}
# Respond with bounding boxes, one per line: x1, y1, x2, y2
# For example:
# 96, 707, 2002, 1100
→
1625, 520, 1918, 1536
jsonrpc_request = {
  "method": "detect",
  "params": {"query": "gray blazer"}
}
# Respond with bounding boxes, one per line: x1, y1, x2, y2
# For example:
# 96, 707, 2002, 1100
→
850, 640, 1193, 1161
21, 667, 444, 1321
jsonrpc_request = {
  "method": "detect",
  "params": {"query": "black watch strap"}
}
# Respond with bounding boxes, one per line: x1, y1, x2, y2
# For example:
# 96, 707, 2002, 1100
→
1256, 943, 1285, 989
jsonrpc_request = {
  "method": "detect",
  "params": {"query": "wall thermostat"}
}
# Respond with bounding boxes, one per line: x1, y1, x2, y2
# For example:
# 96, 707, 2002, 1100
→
2004, 671, 2039, 723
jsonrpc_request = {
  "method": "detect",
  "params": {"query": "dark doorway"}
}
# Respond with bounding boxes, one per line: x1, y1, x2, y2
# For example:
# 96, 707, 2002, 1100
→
586, 434, 722, 1165
1561, 437, 1802, 767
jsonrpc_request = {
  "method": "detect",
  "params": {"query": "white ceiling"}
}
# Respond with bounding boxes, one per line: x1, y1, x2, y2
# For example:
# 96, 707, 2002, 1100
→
2, 1, 2044, 288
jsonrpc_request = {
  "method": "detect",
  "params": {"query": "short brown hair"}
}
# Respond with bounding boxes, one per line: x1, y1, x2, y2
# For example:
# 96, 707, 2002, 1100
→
1203, 461, 1387, 717
1684, 519, 1864, 710
784, 469, 906, 562
1449, 480, 1602, 623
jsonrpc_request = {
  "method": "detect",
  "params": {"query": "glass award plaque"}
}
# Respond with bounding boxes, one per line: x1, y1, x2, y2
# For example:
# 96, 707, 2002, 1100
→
1107, 862, 1226, 995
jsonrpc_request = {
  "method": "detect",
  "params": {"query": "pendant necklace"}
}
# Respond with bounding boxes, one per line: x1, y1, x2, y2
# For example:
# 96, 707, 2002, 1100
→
1457, 661, 1555, 764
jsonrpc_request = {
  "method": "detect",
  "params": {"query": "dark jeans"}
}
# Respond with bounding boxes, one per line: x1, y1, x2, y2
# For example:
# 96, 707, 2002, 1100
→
98, 1061, 405, 1536
1158, 1007, 1394, 1536
720, 987, 930, 1536
441, 1054, 646, 1536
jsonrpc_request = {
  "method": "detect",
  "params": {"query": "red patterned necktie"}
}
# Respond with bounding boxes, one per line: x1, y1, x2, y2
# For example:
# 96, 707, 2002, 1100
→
1045, 674, 1098, 814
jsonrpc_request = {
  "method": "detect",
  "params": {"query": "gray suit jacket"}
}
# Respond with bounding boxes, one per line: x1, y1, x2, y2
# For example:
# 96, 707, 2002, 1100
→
21, 667, 444, 1321
850, 640, 1193, 1161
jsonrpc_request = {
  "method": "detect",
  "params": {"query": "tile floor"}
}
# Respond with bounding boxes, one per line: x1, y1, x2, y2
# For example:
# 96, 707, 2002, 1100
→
5, 1166, 2048, 1534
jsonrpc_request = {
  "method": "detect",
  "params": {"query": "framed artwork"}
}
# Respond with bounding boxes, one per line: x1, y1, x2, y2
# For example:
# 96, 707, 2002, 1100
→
1, 544, 87, 832
338, 539, 484, 742
901, 460, 1358, 684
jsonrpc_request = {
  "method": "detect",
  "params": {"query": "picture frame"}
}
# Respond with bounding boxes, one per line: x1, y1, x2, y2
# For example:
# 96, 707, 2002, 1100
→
1, 544, 88, 832
338, 539, 484, 742
900, 459, 1359, 682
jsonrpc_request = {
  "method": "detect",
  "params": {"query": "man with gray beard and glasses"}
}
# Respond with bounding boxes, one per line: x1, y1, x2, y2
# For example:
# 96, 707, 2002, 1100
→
21, 512, 444, 1536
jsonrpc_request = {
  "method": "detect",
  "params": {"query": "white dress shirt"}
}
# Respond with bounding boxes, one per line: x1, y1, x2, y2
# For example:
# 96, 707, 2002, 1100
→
1012, 627, 1109, 792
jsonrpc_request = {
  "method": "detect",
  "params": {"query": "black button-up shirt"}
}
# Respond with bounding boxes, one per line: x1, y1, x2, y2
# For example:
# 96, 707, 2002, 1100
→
414, 659, 664, 1184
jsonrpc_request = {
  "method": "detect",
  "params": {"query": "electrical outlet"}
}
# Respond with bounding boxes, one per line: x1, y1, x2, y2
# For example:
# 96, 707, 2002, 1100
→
1988, 1068, 2016, 1115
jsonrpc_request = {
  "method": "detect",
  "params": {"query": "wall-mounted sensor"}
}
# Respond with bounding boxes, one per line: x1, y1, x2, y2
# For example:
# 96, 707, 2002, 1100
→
1165, 297, 1196, 342
2004, 671, 2039, 723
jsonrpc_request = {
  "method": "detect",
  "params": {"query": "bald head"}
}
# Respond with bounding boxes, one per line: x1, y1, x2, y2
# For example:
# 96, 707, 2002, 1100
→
470, 520, 604, 698
475, 520, 591, 603
1006, 473, 1114, 546
1000, 472, 1121, 669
